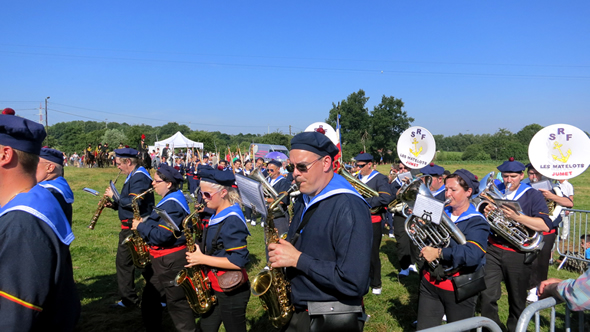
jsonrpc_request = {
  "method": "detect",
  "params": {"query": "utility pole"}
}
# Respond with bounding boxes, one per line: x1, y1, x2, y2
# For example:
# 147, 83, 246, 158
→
38, 103, 43, 124
289, 125, 291, 136
44, 96, 50, 130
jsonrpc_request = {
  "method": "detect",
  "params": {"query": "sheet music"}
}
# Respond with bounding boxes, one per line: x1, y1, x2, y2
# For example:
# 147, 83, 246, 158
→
235, 174, 267, 220
110, 180, 120, 201
397, 171, 412, 182
530, 180, 553, 191
494, 199, 523, 214
154, 207, 180, 231
83, 188, 100, 196
413, 194, 445, 225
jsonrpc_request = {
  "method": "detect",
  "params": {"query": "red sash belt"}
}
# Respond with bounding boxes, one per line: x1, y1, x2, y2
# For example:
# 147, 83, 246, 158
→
149, 245, 187, 259
423, 269, 460, 291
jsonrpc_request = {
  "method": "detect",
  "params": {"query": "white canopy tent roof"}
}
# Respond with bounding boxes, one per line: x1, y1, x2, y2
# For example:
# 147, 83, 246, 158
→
152, 131, 203, 150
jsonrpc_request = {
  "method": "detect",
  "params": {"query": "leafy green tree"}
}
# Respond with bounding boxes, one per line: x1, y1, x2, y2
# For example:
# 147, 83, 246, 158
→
369, 95, 414, 162
326, 89, 370, 161
462, 144, 491, 161
259, 131, 292, 148
159, 122, 191, 138
101, 129, 128, 149
515, 123, 543, 145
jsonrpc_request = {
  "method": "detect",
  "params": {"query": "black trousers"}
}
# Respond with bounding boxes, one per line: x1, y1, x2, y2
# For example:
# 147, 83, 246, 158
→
392, 213, 417, 270
283, 310, 365, 332
529, 232, 557, 289
416, 276, 477, 330
142, 249, 197, 332
370, 222, 382, 288
116, 229, 140, 306
244, 206, 254, 221
199, 282, 250, 332
480, 245, 531, 332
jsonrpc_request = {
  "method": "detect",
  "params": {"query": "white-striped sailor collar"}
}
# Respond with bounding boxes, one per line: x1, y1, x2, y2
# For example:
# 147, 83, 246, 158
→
498, 182, 531, 201
432, 184, 445, 197
156, 190, 190, 214
358, 170, 379, 184
269, 175, 285, 187
125, 166, 152, 184
395, 176, 404, 186
444, 203, 485, 224
0, 185, 74, 245
208, 203, 250, 233
302, 173, 369, 212
38, 176, 75, 203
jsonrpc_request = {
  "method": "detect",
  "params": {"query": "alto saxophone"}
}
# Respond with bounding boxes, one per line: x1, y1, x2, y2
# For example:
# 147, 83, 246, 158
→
174, 203, 217, 314
251, 184, 299, 329
122, 188, 154, 268
88, 170, 122, 230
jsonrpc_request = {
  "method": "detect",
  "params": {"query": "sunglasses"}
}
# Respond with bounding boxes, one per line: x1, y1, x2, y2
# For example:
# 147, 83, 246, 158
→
294, 157, 322, 173
202, 189, 222, 200
356, 163, 367, 168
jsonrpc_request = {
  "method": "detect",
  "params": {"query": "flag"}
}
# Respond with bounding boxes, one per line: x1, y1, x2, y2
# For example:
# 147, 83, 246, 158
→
333, 113, 343, 171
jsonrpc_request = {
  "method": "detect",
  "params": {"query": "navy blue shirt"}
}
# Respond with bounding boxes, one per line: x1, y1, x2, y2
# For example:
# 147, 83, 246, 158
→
38, 176, 74, 225
202, 204, 250, 269
112, 165, 155, 221
358, 170, 393, 214
137, 190, 190, 248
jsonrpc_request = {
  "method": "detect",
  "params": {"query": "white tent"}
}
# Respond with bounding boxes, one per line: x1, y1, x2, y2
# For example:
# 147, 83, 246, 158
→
151, 131, 203, 150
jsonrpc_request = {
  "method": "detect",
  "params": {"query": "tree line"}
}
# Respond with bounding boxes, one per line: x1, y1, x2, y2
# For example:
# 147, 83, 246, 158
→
46, 89, 552, 163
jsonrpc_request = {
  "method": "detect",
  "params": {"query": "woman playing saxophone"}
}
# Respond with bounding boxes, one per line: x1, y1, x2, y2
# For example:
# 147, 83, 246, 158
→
130, 164, 196, 332
416, 169, 490, 330
185, 168, 250, 332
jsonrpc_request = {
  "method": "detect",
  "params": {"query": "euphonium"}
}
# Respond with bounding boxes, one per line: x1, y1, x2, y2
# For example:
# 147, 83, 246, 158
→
337, 167, 381, 214
175, 203, 217, 314
388, 175, 432, 216
123, 188, 154, 268
403, 181, 466, 272
249, 167, 280, 200
475, 175, 543, 252
88, 170, 122, 230
251, 183, 299, 328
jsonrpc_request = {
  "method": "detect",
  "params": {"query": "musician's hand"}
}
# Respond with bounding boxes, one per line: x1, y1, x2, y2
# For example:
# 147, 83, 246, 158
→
483, 204, 496, 217
268, 238, 301, 268
420, 246, 440, 263
265, 197, 274, 204
185, 245, 204, 267
500, 205, 518, 221
105, 187, 114, 199
102, 198, 113, 208
538, 189, 557, 201
195, 204, 204, 213
538, 278, 562, 299
131, 218, 142, 230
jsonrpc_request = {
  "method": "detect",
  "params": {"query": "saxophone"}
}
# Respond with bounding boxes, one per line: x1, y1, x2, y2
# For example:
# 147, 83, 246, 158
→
88, 170, 122, 230
251, 184, 299, 329
174, 203, 217, 314
122, 188, 154, 268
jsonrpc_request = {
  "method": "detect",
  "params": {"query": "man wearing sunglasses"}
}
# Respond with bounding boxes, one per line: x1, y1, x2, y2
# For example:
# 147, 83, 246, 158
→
355, 152, 393, 296
265, 160, 292, 235
268, 131, 372, 332
420, 163, 446, 202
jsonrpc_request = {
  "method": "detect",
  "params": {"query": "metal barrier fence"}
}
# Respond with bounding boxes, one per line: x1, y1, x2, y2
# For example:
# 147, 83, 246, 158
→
556, 209, 590, 272
417, 317, 502, 332
514, 297, 586, 332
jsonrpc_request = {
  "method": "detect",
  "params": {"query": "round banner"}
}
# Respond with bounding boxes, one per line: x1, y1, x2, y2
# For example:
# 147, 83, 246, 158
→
528, 124, 590, 180
304, 122, 339, 147
396, 126, 436, 169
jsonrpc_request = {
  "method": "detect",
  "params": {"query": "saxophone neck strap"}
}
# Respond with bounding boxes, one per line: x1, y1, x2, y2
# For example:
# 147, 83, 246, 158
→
290, 202, 320, 246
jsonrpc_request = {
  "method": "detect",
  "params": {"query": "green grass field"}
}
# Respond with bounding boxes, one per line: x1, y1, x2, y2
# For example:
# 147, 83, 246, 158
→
67, 164, 588, 331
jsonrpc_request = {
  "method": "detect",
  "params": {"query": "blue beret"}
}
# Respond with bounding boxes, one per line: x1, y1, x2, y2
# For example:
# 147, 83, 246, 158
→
157, 163, 183, 184
497, 158, 525, 173
0, 115, 46, 155
355, 153, 373, 162
268, 160, 282, 168
40, 147, 64, 166
115, 148, 139, 158
200, 168, 235, 186
256, 157, 265, 162
198, 163, 213, 172
453, 169, 479, 197
291, 132, 339, 159
421, 163, 445, 176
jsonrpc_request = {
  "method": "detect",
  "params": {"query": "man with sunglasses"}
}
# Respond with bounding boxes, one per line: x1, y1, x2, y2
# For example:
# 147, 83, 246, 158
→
420, 163, 446, 202
355, 152, 393, 295
104, 147, 155, 309
268, 131, 372, 332
265, 160, 292, 236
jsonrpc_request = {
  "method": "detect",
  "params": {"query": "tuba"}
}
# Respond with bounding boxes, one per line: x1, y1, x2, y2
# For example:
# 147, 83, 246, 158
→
122, 188, 154, 268
475, 174, 543, 252
402, 180, 467, 272
251, 184, 299, 328
174, 203, 217, 314
87, 170, 122, 230
388, 175, 432, 216
337, 167, 381, 214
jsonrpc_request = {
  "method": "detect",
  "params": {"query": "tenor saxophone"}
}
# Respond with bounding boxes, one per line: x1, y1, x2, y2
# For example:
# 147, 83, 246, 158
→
174, 203, 217, 314
251, 184, 299, 329
88, 170, 122, 230
122, 188, 154, 268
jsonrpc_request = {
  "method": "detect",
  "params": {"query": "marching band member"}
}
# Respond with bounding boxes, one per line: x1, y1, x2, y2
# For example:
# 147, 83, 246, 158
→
0, 115, 80, 330
355, 152, 393, 295
268, 132, 372, 332
233, 159, 243, 175
105, 148, 155, 308
186, 156, 198, 197
242, 160, 258, 226
480, 158, 551, 332
185, 168, 250, 332
391, 162, 419, 276
416, 170, 489, 329
36, 147, 74, 226
525, 164, 574, 302
255, 157, 268, 177
420, 163, 446, 202
266, 160, 292, 236
131, 164, 196, 332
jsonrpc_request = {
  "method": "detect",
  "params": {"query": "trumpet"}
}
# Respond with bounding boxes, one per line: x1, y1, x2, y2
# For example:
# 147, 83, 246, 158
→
337, 167, 382, 214
87, 170, 122, 230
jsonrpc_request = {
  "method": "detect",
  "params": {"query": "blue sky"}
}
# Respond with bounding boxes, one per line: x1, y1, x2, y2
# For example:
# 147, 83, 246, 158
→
1, 1, 588, 137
